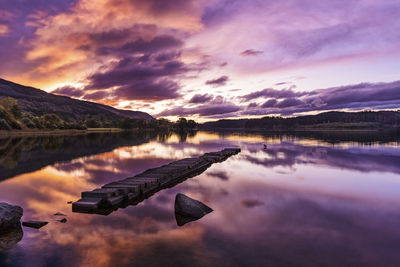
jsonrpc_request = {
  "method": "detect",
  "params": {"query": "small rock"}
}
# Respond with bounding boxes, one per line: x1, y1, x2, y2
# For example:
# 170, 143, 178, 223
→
0, 202, 23, 230
22, 221, 48, 229
67, 201, 73, 204
59, 218, 67, 223
174, 193, 213, 220
54, 212, 66, 216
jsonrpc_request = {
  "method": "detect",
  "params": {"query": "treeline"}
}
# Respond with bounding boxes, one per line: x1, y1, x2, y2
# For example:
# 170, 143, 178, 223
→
0, 97, 198, 131
201, 111, 400, 130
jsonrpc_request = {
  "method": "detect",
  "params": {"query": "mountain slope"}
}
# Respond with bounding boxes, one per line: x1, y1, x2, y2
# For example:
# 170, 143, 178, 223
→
0, 78, 153, 121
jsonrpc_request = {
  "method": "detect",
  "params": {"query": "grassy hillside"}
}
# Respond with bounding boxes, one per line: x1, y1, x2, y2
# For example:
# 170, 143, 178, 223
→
0, 78, 154, 130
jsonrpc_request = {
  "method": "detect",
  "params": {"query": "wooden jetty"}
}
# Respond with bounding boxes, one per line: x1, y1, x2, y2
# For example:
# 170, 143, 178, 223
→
72, 148, 241, 214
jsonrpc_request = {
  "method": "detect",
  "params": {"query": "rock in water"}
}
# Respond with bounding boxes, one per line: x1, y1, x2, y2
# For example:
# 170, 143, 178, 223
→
0, 224, 24, 253
0, 225, 23, 250
174, 193, 213, 219
22, 221, 48, 229
0, 203, 23, 229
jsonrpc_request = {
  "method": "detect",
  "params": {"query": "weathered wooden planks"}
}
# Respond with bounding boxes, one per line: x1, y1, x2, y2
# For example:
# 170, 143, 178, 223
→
72, 148, 240, 214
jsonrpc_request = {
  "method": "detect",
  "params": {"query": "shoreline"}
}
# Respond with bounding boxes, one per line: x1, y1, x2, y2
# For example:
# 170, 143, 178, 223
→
0, 128, 124, 137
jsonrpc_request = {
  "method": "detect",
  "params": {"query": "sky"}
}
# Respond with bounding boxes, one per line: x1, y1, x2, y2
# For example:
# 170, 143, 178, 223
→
0, 0, 400, 121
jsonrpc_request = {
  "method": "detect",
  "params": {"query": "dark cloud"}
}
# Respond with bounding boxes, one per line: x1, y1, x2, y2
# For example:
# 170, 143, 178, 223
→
241, 80, 400, 116
241, 88, 309, 102
155, 51, 181, 62
275, 82, 291, 86
240, 49, 264, 56
275, 98, 304, 108
247, 102, 258, 108
158, 102, 240, 117
83, 91, 110, 101
205, 75, 229, 86
261, 99, 277, 108
52, 86, 84, 98
97, 35, 183, 56
241, 199, 264, 208
115, 79, 180, 100
85, 49, 186, 100
189, 94, 213, 104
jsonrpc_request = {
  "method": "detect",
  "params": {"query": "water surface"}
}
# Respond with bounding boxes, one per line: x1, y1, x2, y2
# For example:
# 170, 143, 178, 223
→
0, 131, 400, 267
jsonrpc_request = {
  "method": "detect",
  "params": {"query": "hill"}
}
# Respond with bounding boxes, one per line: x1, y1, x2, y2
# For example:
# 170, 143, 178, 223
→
201, 111, 400, 131
0, 78, 152, 120
0, 78, 153, 130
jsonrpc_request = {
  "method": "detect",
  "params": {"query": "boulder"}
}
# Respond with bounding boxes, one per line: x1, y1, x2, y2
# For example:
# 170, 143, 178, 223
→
0, 202, 23, 229
174, 193, 213, 220
0, 225, 23, 250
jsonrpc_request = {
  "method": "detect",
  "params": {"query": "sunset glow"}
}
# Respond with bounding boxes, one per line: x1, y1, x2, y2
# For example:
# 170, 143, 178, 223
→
1, 0, 400, 120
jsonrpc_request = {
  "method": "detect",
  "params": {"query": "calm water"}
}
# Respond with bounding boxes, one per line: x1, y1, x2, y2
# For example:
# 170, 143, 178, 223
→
0, 131, 400, 267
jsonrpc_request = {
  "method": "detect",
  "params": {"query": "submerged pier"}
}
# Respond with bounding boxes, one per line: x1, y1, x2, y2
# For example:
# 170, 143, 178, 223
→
72, 148, 241, 214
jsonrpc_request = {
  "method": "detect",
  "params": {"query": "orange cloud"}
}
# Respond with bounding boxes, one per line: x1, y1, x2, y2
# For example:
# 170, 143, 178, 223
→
23, 0, 211, 89
0, 24, 9, 35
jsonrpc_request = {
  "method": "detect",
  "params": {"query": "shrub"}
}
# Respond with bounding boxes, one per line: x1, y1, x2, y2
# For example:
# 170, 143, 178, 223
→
0, 119, 11, 130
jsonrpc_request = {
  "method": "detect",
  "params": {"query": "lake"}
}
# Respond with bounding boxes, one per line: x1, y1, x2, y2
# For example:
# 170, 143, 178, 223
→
0, 130, 400, 267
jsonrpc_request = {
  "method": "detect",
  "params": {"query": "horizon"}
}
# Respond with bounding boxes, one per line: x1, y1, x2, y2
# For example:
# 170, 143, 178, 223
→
1, 0, 400, 121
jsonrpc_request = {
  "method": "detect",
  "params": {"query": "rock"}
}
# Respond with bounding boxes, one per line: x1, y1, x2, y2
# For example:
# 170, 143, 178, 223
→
174, 193, 213, 221
0, 225, 23, 250
0, 202, 23, 230
54, 212, 66, 216
67, 201, 73, 204
59, 218, 67, 223
22, 221, 48, 229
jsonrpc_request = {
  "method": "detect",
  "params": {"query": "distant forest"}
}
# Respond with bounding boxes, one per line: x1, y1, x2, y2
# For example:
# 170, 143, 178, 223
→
0, 97, 196, 131
201, 111, 400, 130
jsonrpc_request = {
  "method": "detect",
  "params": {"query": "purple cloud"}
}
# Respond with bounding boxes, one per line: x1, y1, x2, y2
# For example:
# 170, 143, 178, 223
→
115, 79, 180, 100
205, 75, 229, 86
261, 99, 277, 108
52, 86, 84, 98
158, 102, 240, 117
189, 94, 213, 104
241, 88, 309, 101
241, 80, 400, 116
240, 49, 264, 57
98, 35, 183, 56
83, 91, 110, 101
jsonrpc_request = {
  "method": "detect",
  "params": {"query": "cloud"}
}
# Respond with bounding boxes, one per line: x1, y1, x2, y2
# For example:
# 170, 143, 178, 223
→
115, 79, 181, 100
241, 80, 400, 116
240, 49, 263, 57
189, 94, 213, 104
158, 102, 240, 117
98, 35, 183, 56
261, 99, 277, 108
205, 75, 229, 86
52, 86, 84, 98
83, 91, 110, 101
5, 0, 210, 88
0, 24, 9, 35
84, 53, 186, 100
241, 88, 309, 102
241, 199, 264, 208
247, 102, 258, 108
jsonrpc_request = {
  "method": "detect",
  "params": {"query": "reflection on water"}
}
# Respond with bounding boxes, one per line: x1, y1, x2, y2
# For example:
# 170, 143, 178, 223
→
0, 130, 400, 266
